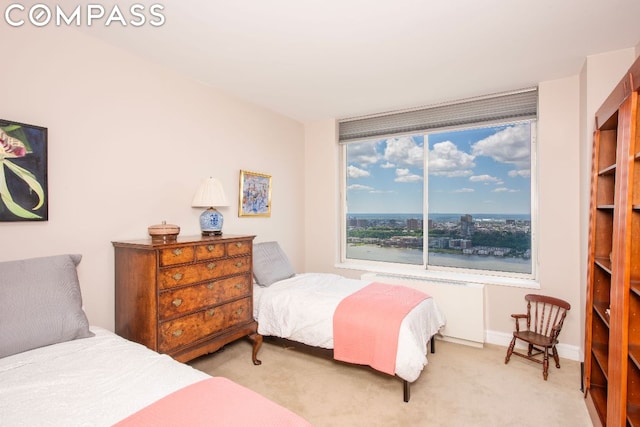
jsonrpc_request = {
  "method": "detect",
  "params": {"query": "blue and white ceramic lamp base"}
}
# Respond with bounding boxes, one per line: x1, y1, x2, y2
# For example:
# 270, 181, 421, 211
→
199, 208, 224, 236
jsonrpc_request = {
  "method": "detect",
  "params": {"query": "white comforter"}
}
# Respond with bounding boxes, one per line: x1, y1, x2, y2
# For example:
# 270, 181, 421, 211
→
254, 273, 446, 382
0, 327, 209, 426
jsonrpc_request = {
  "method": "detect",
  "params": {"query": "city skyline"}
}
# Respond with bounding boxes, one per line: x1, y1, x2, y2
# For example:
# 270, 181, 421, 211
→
346, 122, 532, 215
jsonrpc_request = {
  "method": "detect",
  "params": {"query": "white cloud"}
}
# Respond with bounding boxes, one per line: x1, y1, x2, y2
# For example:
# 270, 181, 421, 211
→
508, 169, 531, 178
454, 188, 474, 193
347, 165, 370, 178
348, 184, 374, 191
471, 123, 530, 175
348, 140, 379, 166
428, 140, 475, 177
384, 136, 423, 167
380, 161, 395, 169
395, 168, 423, 183
469, 174, 500, 183
492, 187, 520, 193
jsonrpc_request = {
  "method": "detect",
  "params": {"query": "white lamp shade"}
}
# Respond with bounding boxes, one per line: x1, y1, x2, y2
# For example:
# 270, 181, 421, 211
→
191, 177, 229, 208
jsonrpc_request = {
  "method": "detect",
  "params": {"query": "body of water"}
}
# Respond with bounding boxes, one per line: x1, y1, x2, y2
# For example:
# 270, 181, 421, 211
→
347, 244, 531, 274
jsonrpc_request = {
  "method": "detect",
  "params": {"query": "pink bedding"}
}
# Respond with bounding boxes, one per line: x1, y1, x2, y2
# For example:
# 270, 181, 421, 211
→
114, 377, 311, 427
333, 282, 431, 375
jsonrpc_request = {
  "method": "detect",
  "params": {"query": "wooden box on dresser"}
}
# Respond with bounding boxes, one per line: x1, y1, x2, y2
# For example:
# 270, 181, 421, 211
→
113, 234, 262, 365
584, 54, 640, 426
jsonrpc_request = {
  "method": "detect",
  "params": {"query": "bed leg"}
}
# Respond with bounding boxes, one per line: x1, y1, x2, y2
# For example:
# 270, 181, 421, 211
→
430, 335, 436, 353
403, 380, 410, 402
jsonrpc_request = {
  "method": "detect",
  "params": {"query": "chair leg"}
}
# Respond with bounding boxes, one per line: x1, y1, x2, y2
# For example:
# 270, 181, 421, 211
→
528, 343, 534, 356
543, 348, 549, 380
505, 336, 516, 364
552, 345, 560, 369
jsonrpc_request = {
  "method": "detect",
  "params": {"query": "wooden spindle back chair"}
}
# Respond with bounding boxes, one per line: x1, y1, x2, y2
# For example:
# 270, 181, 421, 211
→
504, 294, 571, 380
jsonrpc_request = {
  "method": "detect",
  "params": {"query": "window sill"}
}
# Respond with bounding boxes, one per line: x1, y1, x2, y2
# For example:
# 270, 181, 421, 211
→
335, 261, 540, 289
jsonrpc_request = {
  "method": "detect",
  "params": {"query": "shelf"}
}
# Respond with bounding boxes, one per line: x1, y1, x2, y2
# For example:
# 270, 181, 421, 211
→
592, 342, 610, 378
596, 205, 615, 210
594, 305, 611, 328
598, 164, 617, 175
595, 257, 613, 275
629, 404, 640, 427
633, 281, 640, 297
631, 345, 640, 371
590, 385, 608, 425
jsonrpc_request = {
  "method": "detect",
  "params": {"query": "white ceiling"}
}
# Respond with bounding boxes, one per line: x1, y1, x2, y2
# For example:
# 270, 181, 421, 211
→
78, 0, 640, 122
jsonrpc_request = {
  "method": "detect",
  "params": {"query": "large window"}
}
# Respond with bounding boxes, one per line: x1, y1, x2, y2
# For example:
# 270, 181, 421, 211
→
340, 89, 537, 278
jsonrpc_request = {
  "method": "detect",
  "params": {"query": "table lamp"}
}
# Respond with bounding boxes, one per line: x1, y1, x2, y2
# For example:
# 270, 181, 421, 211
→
191, 177, 229, 236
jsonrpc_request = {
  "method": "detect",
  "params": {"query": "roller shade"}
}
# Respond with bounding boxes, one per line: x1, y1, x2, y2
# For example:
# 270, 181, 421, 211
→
338, 88, 538, 143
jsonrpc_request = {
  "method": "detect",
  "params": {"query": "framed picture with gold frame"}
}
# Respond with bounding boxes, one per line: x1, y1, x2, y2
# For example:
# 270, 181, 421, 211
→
239, 170, 271, 217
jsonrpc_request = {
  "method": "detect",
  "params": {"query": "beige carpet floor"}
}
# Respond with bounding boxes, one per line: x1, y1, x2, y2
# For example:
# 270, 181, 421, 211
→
189, 338, 593, 426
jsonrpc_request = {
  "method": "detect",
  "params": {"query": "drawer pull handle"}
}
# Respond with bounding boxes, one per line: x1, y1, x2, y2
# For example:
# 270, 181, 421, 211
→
172, 248, 183, 256
206, 308, 215, 317
235, 242, 243, 248
236, 308, 244, 316
235, 262, 243, 268
172, 298, 182, 307
207, 262, 216, 270
234, 283, 244, 290
172, 329, 183, 337
207, 283, 215, 290
172, 273, 183, 281
207, 244, 215, 252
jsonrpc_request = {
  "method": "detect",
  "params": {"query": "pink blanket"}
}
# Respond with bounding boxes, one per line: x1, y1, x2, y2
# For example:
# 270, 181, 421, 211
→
333, 282, 431, 376
114, 377, 311, 427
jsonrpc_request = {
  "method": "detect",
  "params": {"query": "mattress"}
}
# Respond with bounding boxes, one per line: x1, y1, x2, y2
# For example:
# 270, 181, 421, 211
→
253, 273, 446, 382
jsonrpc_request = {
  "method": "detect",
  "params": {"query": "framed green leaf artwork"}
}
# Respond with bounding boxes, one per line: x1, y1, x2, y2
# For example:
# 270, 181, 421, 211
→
0, 119, 48, 221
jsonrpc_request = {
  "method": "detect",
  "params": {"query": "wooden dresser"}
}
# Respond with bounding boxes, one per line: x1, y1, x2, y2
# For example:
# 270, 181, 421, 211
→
113, 234, 262, 364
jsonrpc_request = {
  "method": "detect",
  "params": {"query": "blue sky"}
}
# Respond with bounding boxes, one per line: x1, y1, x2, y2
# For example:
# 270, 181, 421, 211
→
346, 122, 532, 215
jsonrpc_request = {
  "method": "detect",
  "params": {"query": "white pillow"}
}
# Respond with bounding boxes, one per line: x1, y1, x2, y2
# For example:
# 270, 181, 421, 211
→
252, 242, 295, 287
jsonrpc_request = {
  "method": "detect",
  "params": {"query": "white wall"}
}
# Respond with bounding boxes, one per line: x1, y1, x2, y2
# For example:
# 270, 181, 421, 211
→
0, 25, 305, 331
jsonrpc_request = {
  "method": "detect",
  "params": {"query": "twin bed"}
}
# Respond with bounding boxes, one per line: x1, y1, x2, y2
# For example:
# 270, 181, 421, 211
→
0, 326, 309, 426
0, 254, 310, 426
251, 242, 446, 402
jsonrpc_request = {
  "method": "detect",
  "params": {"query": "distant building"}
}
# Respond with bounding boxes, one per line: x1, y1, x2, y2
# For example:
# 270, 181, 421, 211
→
406, 218, 423, 230
449, 238, 473, 249
356, 218, 369, 227
460, 214, 474, 237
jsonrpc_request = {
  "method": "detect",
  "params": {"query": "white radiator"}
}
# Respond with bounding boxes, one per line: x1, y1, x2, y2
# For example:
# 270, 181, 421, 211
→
360, 273, 485, 347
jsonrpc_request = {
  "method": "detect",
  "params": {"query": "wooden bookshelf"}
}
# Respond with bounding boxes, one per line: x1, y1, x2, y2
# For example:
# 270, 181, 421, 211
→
584, 55, 640, 426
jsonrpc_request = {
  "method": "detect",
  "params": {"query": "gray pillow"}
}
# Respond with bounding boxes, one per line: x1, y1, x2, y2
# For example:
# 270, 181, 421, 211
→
0, 254, 94, 358
253, 242, 295, 286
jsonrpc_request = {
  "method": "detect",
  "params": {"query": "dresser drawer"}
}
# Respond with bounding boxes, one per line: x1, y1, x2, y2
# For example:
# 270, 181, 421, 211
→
158, 298, 252, 352
159, 246, 195, 266
158, 256, 251, 289
158, 273, 252, 320
195, 242, 225, 260
227, 240, 252, 256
